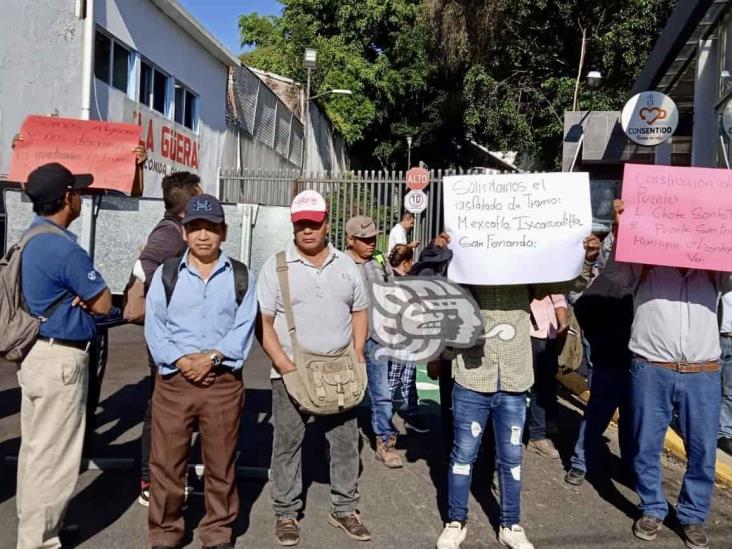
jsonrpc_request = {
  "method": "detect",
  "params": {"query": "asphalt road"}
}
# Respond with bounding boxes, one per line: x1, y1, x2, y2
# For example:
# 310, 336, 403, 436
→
1, 325, 731, 548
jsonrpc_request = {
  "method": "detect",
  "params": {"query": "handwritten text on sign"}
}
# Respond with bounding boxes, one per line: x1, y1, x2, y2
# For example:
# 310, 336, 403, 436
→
444, 172, 592, 285
9, 116, 142, 194
616, 164, 732, 271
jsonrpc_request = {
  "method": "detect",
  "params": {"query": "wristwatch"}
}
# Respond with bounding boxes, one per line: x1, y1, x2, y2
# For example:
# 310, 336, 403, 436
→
210, 352, 223, 367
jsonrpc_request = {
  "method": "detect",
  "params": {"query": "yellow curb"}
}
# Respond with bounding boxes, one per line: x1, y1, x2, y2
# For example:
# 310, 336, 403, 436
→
663, 429, 732, 488
557, 370, 732, 487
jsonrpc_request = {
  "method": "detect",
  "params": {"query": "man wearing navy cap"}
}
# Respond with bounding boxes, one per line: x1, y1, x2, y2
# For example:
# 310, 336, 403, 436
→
145, 194, 258, 549
17, 162, 112, 549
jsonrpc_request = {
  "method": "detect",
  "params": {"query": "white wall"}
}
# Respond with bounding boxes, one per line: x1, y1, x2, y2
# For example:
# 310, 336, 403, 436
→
92, 0, 233, 195
0, 0, 84, 177
305, 103, 348, 173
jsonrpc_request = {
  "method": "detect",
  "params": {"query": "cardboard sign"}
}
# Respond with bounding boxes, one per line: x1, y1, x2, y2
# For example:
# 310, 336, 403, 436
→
616, 163, 732, 271
9, 115, 142, 194
444, 172, 592, 285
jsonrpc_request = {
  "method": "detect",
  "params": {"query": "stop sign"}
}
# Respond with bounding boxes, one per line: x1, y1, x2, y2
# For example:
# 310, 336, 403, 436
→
406, 167, 429, 191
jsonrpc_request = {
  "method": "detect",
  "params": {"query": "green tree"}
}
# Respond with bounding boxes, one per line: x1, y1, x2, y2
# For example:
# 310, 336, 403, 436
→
240, 0, 434, 169
428, 0, 677, 169
240, 0, 677, 170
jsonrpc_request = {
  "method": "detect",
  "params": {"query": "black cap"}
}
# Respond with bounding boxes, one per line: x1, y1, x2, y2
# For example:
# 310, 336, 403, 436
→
24, 163, 94, 204
181, 194, 226, 225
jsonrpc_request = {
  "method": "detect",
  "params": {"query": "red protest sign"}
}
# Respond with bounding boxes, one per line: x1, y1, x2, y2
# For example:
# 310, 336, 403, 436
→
406, 167, 429, 191
616, 163, 732, 271
9, 115, 142, 194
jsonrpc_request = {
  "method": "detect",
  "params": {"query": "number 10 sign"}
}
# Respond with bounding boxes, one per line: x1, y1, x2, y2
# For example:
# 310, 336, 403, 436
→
404, 189, 428, 214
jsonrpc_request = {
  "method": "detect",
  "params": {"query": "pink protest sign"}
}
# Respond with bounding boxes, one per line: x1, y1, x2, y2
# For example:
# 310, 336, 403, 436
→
9, 115, 142, 194
616, 163, 732, 271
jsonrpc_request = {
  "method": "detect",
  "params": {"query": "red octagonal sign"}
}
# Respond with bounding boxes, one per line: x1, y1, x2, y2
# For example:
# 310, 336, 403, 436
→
406, 167, 429, 191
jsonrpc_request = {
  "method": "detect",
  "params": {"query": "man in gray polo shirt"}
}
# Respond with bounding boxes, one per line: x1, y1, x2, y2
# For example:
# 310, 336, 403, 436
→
258, 190, 370, 546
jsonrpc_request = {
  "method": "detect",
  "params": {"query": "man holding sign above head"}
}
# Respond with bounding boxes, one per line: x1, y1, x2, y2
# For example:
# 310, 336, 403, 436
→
606, 198, 732, 549
437, 173, 601, 549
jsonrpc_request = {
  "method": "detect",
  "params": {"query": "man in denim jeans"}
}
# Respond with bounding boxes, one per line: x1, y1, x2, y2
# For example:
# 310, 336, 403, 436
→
604, 200, 732, 549
565, 232, 634, 486
436, 235, 601, 549
719, 292, 732, 456
345, 215, 404, 468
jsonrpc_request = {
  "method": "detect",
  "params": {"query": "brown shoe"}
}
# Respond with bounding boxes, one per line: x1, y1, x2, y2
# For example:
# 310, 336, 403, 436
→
328, 512, 372, 541
527, 438, 560, 459
275, 517, 300, 546
375, 435, 403, 468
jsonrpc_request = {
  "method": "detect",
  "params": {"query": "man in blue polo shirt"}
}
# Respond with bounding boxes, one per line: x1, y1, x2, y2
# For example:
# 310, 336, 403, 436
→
145, 194, 258, 549
17, 163, 112, 549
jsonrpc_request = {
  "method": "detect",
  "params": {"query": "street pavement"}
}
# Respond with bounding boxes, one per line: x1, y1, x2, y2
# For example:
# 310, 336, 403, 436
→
1, 324, 731, 548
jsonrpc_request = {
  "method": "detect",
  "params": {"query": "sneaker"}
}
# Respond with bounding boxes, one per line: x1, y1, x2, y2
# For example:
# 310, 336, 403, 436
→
328, 512, 371, 541
498, 524, 534, 549
376, 435, 403, 468
680, 524, 709, 549
436, 521, 467, 549
527, 438, 560, 459
405, 415, 431, 434
718, 436, 732, 456
275, 517, 300, 546
633, 515, 663, 541
139, 484, 191, 508
564, 467, 586, 486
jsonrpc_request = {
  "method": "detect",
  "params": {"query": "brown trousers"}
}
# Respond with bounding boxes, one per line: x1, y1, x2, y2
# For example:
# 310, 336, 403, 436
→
148, 370, 243, 547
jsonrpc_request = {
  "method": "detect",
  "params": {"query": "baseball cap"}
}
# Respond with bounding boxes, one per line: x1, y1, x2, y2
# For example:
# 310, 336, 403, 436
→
24, 163, 94, 204
346, 215, 379, 239
291, 190, 327, 223
181, 193, 226, 225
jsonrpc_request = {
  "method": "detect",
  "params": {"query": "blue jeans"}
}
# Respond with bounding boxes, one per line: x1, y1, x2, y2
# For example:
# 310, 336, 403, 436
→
720, 335, 732, 438
630, 357, 721, 524
366, 338, 397, 443
448, 383, 527, 527
527, 337, 558, 440
570, 359, 631, 473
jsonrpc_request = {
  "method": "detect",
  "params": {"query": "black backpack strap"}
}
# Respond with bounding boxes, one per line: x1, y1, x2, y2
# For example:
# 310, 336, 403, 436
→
161, 255, 184, 306
229, 259, 249, 306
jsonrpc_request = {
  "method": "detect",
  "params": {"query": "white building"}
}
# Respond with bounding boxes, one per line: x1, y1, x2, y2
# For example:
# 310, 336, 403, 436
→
0, 0, 240, 196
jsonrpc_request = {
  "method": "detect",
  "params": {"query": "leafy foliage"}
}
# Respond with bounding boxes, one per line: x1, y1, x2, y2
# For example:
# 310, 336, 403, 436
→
240, 0, 677, 170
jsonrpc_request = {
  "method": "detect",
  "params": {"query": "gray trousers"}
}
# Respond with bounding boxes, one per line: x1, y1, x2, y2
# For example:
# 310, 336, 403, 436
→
271, 379, 360, 519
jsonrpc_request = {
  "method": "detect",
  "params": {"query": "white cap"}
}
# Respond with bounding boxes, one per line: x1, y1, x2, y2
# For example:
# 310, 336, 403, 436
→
291, 190, 327, 223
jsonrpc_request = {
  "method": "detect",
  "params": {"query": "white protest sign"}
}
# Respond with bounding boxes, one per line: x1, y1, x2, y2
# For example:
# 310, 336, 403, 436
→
444, 172, 592, 285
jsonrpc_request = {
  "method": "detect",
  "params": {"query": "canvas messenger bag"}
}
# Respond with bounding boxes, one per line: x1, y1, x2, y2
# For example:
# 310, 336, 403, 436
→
275, 251, 366, 415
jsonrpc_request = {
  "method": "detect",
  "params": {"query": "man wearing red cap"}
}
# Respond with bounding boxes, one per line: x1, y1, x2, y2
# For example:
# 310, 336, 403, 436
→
258, 190, 371, 546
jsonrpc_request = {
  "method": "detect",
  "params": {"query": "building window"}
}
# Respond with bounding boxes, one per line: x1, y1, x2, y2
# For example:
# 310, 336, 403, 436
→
94, 32, 111, 83
174, 83, 199, 131
93, 30, 130, 93
138, 60, 169, 116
